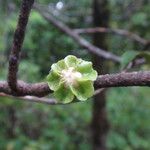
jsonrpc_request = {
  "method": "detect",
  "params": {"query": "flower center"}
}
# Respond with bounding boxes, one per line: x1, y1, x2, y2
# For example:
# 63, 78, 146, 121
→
61, 67, 82, 86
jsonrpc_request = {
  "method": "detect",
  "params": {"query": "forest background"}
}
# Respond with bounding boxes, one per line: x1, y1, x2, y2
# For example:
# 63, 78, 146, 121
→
0, 0, 149, 149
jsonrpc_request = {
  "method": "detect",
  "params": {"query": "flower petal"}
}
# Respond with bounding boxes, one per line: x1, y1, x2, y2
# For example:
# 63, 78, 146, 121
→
64, 55, 80, 68
70, 81, 94, 101
76, 61, 97, 81
51, 59, 67, 74
54, 84, 74, 103
47, 71, 61, 91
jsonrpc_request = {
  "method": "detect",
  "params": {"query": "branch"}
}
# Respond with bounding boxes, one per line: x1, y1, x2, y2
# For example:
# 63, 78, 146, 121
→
0, 93, 57, 105
1, 71, 150, 97
0, 81, 51, 97
34, 5, 121, 63
0, 89, 105, 105
94, 71, 150, 88
74, 27, 150, 46
8, 0, 34, 91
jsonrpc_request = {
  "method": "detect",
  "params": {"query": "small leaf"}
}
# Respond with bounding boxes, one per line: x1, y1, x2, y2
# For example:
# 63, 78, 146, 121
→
47, 71, 61, 91
121, 50, 138, 69
70, 81, 94, 101
76, 61, 97, 81
121, 51, 150, 69
54, 84, 74, 103
137, 52, 150, 64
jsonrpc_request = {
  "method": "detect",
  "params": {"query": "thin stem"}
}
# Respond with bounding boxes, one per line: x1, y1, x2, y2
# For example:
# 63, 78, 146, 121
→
74, 27, 149, 46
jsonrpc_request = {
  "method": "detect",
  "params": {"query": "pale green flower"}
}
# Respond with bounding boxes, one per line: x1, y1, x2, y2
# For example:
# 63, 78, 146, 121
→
47, 55, 98, 103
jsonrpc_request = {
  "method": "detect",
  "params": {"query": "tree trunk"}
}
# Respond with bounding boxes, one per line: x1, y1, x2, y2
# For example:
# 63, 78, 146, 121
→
7, 106, 17, 138
91, 0, 109, 150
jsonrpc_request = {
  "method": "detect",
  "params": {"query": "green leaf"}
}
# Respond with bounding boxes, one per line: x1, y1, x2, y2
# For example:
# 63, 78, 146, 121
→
51, 59, 67, 74
137, 52, 150, 64
76, 61, 97, 81
54, 84, 74, 103
47, 71, 61, 91
121, 51, 150, 69
121, 50, 138, 69
70, 81, 94, 101
64, 55, 79, 68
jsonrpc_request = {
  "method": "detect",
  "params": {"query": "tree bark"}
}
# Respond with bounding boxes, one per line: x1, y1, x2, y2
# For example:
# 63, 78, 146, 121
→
91, 0, 109, 150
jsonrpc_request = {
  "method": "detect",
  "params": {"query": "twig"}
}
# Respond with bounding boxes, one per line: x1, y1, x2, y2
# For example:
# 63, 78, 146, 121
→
74, 27, 150, 46
94, 88, 105, 96
122, 58, 146, 72
34, 5, 121, 63
0, 93, 57, 105
8, 0, 34, 91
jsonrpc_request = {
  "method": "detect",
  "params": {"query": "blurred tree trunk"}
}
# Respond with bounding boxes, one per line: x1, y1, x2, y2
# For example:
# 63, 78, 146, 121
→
91, 0, 109, 150
7, 106, 17, 138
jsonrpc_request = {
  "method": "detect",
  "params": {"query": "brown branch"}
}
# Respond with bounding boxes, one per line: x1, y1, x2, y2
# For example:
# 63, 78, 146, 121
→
94, 71, 150, 88
0, 81, 51, 97
8, 0, 34, 91
74, 27, 150, 46
0, 71, 150, 98
34, 5, 121, 63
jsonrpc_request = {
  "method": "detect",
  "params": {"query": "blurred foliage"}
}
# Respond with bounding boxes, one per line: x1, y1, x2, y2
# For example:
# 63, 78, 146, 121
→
107, 87, 150, 150
0, 0, 149, 149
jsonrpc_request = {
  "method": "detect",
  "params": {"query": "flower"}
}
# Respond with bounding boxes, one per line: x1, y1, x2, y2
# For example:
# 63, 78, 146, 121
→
47, 55, 98, 103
